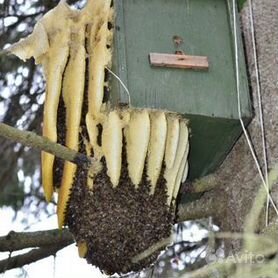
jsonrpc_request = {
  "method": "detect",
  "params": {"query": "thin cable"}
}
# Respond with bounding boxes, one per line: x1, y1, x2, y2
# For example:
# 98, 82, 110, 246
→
105, 67, 131, 105
232, 0, 278, 215
248, 0, 270, 226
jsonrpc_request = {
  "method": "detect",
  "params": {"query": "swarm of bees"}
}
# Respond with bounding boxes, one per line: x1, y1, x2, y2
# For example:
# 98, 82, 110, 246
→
9, 0, 189, 274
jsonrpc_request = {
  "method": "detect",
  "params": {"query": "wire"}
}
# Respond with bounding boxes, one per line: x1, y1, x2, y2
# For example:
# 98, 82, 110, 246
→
105, 67, 131, 106
232, 0, 278, 215
248, 0, 270, 226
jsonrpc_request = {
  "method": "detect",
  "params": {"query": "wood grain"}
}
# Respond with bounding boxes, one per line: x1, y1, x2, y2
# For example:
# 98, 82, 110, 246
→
149, 52, 209, 70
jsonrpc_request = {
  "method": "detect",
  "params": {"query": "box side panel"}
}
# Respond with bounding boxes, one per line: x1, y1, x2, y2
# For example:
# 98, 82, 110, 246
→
111, 0, 251, 119
186, 114, 245, 180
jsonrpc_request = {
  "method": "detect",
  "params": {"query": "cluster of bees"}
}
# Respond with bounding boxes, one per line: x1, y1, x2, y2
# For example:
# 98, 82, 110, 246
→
9, 0, 189, 274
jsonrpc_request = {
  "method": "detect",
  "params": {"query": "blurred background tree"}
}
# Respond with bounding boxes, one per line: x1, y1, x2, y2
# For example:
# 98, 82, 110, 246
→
0, 0, 87, 216
1, 0, 278, 278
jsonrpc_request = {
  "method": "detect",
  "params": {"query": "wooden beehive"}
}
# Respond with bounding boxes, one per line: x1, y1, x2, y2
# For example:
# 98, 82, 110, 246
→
111, 0, 251, 184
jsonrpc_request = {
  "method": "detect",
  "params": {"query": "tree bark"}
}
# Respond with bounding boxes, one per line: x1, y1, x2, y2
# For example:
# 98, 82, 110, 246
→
0, 229, 73, 252
185, 0, 278, 252
0, 229, 74, 273
0, 123, 92, 168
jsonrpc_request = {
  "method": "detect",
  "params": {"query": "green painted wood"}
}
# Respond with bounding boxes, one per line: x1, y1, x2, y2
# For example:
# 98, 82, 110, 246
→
111, 0, 129, 104
185, 114, 249, 180
111, 0, 252, 181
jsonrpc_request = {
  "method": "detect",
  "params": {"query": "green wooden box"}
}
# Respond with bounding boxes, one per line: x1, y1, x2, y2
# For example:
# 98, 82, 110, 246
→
111, 0, 252, 181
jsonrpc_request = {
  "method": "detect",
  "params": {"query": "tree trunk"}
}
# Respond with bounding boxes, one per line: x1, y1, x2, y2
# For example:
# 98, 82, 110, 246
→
198, 0, 278, 251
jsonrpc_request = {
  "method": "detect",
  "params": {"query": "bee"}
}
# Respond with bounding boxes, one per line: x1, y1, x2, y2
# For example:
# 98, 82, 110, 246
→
9, 0, 189, 274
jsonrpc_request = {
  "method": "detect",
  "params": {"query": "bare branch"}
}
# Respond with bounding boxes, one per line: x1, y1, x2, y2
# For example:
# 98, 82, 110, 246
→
0, 229, 74, 273
0, 229, 73, 252
177, 189, 228, 224
181, 174, 219, 194
132, 236, 173, 264
0, 243, 72, 273
244, 165, 278, 234
244, 165, 278, 252
0, 122, 92, 167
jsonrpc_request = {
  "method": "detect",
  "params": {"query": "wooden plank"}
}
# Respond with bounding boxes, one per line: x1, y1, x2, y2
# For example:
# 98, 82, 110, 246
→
149, 53, 209, 70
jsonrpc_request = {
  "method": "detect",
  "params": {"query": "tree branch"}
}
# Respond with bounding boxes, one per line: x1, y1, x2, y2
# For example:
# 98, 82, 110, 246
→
0, 244, 71, 273
0, 122, 92, 167
0, 229, 74, 273
132, 236, 173, 264
179, 232, 278, 278
244, 165, 278, 252
0, 229, 73, 252
181, 174, 219, 194
0, 50, 9, 58
177, 189, 228, 224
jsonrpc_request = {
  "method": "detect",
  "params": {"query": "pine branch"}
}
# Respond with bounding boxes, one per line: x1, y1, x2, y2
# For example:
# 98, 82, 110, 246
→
0, 122, 93, 168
